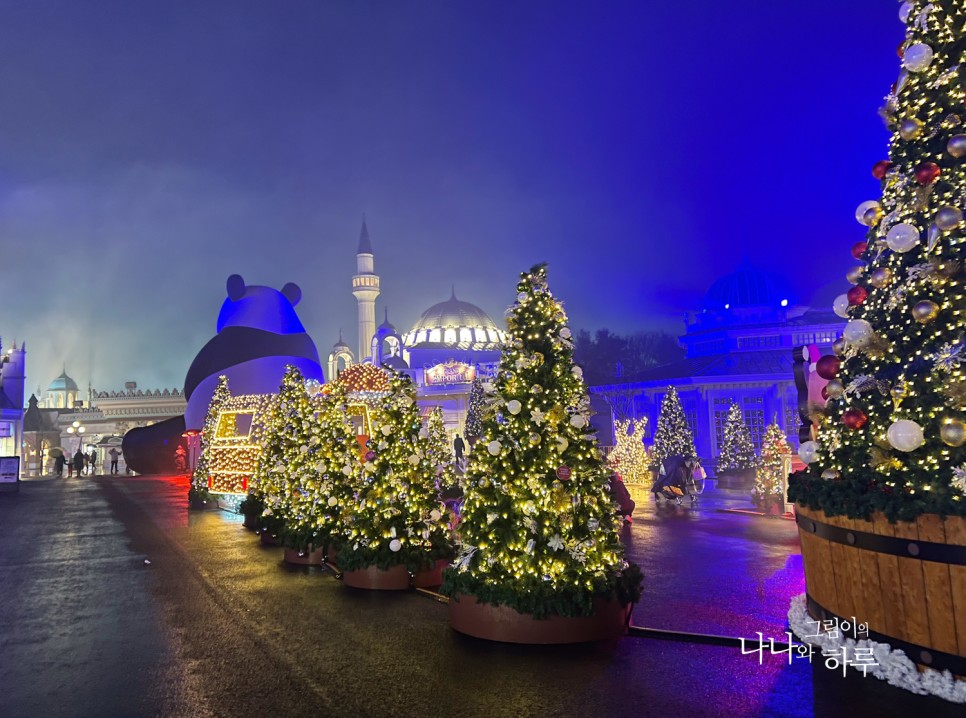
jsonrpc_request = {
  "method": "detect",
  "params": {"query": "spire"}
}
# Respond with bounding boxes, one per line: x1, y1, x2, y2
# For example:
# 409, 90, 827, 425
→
384, 307, 389, 324
450, 284, 457, 300
358, 218, 373, 255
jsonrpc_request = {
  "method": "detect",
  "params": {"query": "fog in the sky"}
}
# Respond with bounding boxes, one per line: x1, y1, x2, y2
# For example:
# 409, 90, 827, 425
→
0, 0, 900, 394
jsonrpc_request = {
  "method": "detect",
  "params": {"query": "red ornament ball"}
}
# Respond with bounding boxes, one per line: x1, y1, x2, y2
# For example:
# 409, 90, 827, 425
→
816, 355, 841, 380
847, 285, 869, 306
897, 41, 905, 59
851, 241, 868, 260
821, 385, 829, 401
871, 160, 892, 179
915, 161, 941, 185
842, 408, 869, 430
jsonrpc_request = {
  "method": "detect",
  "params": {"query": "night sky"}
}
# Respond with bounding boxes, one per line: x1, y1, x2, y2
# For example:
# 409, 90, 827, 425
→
0, 1, 901, 394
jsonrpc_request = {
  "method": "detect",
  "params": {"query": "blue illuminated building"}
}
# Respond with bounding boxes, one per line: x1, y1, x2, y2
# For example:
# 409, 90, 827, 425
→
591, 266, 843, 470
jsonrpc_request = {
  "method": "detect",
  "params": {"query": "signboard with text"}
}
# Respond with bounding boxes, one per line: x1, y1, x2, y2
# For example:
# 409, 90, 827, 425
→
0, 456, 20, 492
424, 361, 476, 387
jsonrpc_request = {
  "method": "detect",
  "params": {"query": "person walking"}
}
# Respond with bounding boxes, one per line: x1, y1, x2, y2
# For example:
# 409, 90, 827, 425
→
55, 452, 66, 478
453, 433, 466, 469
88, 449, 98, 476
109, 447, 120, 475
67, 453, 74, 478
73, 449, 85, 479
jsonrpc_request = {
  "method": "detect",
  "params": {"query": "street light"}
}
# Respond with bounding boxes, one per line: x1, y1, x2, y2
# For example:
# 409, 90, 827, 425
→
66, 420, 86, 455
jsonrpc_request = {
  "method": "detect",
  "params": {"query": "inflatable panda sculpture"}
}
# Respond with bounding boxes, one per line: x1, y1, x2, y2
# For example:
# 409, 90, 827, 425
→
122, 275, 324, 474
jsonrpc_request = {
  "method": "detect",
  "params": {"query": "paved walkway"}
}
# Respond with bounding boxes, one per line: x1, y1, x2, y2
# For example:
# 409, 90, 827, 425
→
1, 476, 961, 717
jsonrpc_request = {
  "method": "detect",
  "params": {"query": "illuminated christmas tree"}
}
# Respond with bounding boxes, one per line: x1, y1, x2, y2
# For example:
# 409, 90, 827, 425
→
755, 422, 791, 504
441, 264, 642, 618
426, 406, 456, 490
716, 402, 760, 475
189, 374, 230, 503
464, 377, 488, 440
651, 386, 697, 471
790, 0, 966, 521
609, 418, 650, 484
335, 372, 453, 572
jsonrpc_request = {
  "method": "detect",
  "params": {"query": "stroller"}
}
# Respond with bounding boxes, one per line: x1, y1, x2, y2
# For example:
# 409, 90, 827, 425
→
652, 455, 705, 505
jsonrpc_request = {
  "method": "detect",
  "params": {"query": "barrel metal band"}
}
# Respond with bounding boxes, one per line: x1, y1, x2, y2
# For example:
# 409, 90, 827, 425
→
804, 594, 966, 677
796, 512, 966, 566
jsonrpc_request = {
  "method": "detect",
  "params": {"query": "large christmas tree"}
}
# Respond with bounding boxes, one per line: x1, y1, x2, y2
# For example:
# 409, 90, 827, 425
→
716, 402, 759, 475
790, 0, 966, 521
651, 386, 697, 471
335, 372, 453, 572
189, 375, 230, 503
441, 264, 642, 618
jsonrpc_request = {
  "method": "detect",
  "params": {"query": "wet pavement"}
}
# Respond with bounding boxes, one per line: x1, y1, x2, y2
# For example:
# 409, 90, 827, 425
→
1, 475, 962, 718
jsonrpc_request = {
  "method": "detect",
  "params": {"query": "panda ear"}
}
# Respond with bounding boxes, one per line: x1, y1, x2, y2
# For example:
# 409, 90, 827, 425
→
281, 282, 301, 306
227, 275, 246, 301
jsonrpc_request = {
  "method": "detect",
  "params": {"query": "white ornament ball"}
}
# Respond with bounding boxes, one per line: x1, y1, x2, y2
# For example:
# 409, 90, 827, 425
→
556, 437, 569, 452
299, 445, 309, 454
389, 539, 402, 552
407, 454, 420, 466
887, 419, 925, 452
898, 1, 913, 23
842, 319, 874, 348
342, 465, 353, 476
507, 399, 522, 415
903, 43, 934, 73
517, 292, 528, 303
560, 327, 572, 339
430, 509, 442, 521
886, 222, 920, 253
570, 414, 587, 429
422, 529, 431, 540
327, 496, 338, 506
418, 427, 429, 439
381, 425, 392, 436
588, 518, 599, 531
855, 200, 881, 226
572, 366, 583, 378
487, 440, 502, 456
798, 440, 819, 464
832, 294, 851, 319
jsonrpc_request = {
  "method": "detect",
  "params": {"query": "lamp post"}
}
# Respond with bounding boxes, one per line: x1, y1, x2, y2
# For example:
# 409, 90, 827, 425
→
66, 420, 86, 456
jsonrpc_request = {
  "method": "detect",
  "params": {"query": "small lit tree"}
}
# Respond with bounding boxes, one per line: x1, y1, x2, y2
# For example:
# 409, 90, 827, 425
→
717, 402, 760, 475
756, 421, 791, 506
335, 372, 453, 572
189, 375, 230, 503
464, 377, 488, 441
651, 386, 697, 471
426, 406, 457, 491
609, 418, 650, 484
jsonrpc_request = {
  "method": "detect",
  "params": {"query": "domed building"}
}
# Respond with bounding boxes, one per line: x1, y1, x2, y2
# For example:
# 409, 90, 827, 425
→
591, 264, 842, 470
39, 369, 80, 409
330, 222, 507, 433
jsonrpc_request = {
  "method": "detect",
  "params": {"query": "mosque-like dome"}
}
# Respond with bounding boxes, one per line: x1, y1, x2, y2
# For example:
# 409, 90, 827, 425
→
402, 290, 506, 350
48, 370, 78, 392
702, 265, 792, 312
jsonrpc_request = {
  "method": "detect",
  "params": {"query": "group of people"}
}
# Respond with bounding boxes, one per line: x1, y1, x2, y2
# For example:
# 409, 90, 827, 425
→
53, 447, 122, 477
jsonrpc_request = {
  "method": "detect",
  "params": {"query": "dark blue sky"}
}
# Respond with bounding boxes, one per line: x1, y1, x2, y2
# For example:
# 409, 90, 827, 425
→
0, 0, 900, 392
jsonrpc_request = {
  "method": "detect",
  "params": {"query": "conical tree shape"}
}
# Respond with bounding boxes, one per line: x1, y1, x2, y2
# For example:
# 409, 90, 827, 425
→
756, 422, 791, 502
717, 402, 759, 474
441, 264, 642, 618
464, 377, 488, 440
651, 386, 697, 471
426, 406, 456, 491
336, 372, 453, 572
609, 418, 650, 484
190, 374, 231, 500
790, 0, 966, 521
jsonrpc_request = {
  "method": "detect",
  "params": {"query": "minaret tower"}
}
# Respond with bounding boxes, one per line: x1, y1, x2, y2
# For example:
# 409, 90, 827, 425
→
351, 219, 380, 361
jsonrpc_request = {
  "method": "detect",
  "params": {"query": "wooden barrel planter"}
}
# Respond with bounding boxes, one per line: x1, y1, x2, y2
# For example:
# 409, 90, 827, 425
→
449, 594, 631, 644
412, 559, 450, 588
342, 564, 410, 590
243, 514, 258, 530
283, 545, 324, 566
795, 504, 966, 678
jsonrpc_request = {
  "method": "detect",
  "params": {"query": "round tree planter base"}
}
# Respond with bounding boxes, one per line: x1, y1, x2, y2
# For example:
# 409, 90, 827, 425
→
796, 504, 966, 679
412, 559, 450, 588
259, 532, 281, 547
243, 515, 258, 530
342, 564, 410, 590
283, 546, 324, 565
449, 594, 631, 644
